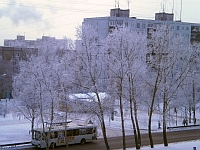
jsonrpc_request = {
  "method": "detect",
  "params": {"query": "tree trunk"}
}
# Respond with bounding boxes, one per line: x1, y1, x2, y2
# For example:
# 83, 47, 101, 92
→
101, 119, 110, 150
130, 104, 140, 149
189, 105, 192, 123
148, 72, 160, 148
129, 91, 140, 149
163, 121, 168, 146
148, 108, 154, 148
96, 92, 110, 150
163, 94, 168, 146
119, 83, 126, 150
134, 102, 141, 148
31, 110, 35, 139
128, 74, 140, 149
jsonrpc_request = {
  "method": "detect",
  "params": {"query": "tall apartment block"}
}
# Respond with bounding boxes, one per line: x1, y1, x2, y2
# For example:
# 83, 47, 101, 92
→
82, 8, 200, 92
83, 8, 200, 44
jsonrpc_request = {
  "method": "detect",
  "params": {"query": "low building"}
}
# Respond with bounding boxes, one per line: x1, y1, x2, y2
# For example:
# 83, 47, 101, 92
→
4, 35, 69, 54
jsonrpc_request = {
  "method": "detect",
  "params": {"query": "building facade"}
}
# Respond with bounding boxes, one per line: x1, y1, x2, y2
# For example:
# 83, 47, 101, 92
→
0, 46, 38, 99
82, 8, 200, 95
83, 8, 200, 44
4, 35, 69, 54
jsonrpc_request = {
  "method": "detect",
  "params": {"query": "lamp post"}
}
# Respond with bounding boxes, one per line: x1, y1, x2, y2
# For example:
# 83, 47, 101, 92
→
0, 74, 6, 99
0, 73, 7, 117
192, 71, 200, 125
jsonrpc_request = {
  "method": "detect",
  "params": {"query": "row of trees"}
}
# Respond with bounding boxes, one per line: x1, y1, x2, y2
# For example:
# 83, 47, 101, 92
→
12, 24, 199, 149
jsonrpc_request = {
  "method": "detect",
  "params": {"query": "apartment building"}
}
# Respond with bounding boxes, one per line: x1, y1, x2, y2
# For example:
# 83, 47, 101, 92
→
4, 35, 69, 53
81, 8, 200, 92
0, 46, 38, 99
83, 8, 200, 44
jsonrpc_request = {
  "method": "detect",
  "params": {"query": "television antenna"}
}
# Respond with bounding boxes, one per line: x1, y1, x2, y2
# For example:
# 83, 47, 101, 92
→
127, 0, 130, 9
180, 0, 182, 21
115, 0, 120, 8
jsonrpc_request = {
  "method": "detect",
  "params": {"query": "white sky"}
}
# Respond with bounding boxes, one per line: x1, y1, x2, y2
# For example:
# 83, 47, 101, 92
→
0, 0, 200, 45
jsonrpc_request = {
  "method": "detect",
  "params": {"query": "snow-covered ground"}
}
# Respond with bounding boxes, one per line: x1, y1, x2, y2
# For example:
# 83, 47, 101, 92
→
0, 99, 200, 149
117, 140, 200, 150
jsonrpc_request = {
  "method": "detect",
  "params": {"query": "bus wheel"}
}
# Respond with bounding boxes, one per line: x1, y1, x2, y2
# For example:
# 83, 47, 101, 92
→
50, 142, 56, 149
80, 138, 86, 144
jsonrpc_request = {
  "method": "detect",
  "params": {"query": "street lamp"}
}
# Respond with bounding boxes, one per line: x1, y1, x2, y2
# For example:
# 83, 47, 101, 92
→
0, 74, 7, 99
0, 73, 7, 117
192, 71, 200, 125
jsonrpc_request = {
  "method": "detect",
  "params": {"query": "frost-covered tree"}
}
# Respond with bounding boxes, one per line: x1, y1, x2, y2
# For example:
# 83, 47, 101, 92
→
12, 58, 40, 139
105, 28, 147, 150
12, 51, 70, 149
146, 24, 194, 147
74, 25, 110, 150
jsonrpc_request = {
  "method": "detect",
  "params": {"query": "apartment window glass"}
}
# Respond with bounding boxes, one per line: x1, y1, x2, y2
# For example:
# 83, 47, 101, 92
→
148, 24, 153, 27
142, 24, 146, 29
131, 23, 134, 27
137, 23, 140, 28
125, 22, 128, 27
176, 26, 179, 30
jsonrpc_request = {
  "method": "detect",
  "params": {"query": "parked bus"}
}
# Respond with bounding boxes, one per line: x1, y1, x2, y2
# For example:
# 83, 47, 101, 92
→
31, 122, 97, 148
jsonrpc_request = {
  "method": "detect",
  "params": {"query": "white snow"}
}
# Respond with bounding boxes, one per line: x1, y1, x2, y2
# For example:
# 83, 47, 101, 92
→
0, 99, 200, 149
117, 140, 200, 150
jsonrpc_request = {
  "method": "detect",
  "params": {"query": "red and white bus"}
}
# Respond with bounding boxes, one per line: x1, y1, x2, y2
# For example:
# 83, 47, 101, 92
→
31, 123, 97, 148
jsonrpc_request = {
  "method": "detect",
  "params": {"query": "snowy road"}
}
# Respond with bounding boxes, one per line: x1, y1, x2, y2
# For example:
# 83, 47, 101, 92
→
21, 129, 200, 150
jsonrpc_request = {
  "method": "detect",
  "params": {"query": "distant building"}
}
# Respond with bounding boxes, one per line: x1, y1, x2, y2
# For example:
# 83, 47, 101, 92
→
4, 35, 69, 53
0, 46, 38, 99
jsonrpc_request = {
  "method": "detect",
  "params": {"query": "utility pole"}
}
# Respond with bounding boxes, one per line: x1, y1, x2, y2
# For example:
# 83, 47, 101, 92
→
192, 72, 196, 124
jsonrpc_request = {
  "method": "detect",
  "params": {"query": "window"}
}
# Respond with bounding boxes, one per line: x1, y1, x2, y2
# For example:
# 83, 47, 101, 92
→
50, 132, 55, 139
54, 131, 58, 138
142, 23, 145, 29
131, 23, 134, 27
34, 131, 41, 140
15, 52, 20, 57
125, 22, 128, 27
42, 132, 47, 140
67, 130, 73, 136
148, 24, 153, 27
86, 128, 93, 134
186, 27, 189, 30
176, 26, 179, 30
137, 23, 140, 28
73, 129, 79, 136
80, 129, 86, 135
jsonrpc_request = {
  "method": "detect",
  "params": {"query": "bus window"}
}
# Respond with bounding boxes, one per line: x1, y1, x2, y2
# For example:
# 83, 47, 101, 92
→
32, 131, 35, 139
54, 131, 58, 138
73, 129, 79, 136
42, 132, 47, 140
93, 128, 96, 133
86, 128, 93, 134
50, 132, 54, 139
67, 130, 73, 136
58, 130, 65, 137
80, 129, 86, 135
35, 131, 41, 140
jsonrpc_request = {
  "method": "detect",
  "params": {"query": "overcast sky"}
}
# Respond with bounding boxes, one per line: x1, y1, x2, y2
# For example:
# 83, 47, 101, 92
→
0, 0, 200, 45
